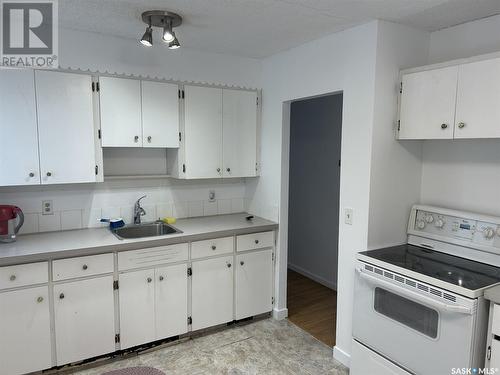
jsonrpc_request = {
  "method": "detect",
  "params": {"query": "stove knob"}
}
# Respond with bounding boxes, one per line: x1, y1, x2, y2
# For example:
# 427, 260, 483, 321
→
425, 215, 434, 223
416, 220, 426, 230
485, 227, 495, 239
435, 219, 445, 229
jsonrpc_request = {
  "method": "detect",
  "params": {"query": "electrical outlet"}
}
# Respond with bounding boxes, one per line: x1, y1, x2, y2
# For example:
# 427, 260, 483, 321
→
208, 190, 216, 202
344, 208, 353, 225
42, 200, 53, 215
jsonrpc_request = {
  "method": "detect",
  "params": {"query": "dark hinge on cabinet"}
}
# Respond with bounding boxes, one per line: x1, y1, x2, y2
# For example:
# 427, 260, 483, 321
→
272, 253, 274, 261
182, 90, 185, 99
115, 334, 120, 343
187, 267, 192, 276
272, 297, 274, 305
187, 316, 192, 325
182, 164, 186, 173
256, 97, 259, 106
179, 132, 182, 142
338, 159, 341, 167
98, 129, 102, 139
178, 89, 181, 98
397, 120, 401, 131
96, 82, 100, 92
399, 82, 403, 94
91, 82, 95, 92
113, 280, 119, 290
95, 165, 99, 175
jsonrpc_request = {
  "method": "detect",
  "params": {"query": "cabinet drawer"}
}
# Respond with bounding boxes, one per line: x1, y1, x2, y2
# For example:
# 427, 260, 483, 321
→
492, 304, 500, 336
0, 262, 48, 290
118, 243, 188, 271
53, 254, 114, 281
191, 236, 234, 259
236, 231, 274, 252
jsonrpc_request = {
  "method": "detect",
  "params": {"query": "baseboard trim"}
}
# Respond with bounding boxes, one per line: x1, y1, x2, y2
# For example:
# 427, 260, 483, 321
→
272, 307, 288, 320
288, 263, 337, 290
333, 345, 350, 367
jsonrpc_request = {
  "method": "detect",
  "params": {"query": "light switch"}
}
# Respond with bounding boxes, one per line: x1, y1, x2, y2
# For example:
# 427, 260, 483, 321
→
344, 208, 353, 225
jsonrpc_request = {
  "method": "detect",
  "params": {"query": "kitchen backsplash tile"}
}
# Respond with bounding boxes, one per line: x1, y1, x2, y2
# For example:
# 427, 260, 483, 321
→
156, 203, 173, 218
218, 199, 232, 214
231, 198, 245, 213
61, 210, 83, 231
188, 201, 204, 217
38, 212, 61, 232
203, 201, 218, 216
19, 213, 38, 234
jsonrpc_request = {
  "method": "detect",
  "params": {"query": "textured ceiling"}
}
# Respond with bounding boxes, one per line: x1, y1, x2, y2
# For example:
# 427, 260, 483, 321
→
59, 0, 500, 58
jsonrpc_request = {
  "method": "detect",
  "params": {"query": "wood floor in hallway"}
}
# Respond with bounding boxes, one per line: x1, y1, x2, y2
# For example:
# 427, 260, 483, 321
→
287, 269, 337, 347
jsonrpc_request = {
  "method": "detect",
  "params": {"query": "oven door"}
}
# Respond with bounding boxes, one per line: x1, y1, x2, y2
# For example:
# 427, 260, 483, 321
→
353, 261, 477, 375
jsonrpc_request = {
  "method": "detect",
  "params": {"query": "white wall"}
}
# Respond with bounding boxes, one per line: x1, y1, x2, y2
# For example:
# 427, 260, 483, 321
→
421, 15, 500, 216
0, 28, 263, 233
368, 22, 429, 249
246, 21, 380, 364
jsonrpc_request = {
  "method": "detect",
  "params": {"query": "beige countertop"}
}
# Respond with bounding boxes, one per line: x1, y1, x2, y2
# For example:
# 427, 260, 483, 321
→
0, 213, 278, 266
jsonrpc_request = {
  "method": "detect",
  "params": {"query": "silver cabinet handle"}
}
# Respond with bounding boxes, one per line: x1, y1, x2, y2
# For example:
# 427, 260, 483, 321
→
82, 264, 88, 270
59, 293, 65, 300
458, 122, 466, 129
159, 276, 164, 281
46, 172, 52, 177
29, 172, 35, 177
217, 168, 221, 173
211, 245, 217, 250
37, 296, 44, 303
134, 135, 139, 142
240, 261, 244, 266
9, 275, 16, 281
226, 168, 231, 173
255, 239, 259, 244
227, 263, 232, 268
147, 277, 152, 283
147, 136, 152, 143
441, 123, 448, 129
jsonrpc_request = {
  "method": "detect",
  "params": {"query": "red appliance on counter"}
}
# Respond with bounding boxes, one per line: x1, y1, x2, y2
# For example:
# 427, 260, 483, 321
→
0, 205, 24, 243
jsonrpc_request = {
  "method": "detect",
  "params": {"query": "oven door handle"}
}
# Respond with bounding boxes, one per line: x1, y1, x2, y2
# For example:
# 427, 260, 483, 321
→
356, 267, 473, 315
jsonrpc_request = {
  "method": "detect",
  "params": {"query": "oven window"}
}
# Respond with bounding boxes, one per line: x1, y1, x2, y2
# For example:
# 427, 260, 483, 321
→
374, 288, 439, 338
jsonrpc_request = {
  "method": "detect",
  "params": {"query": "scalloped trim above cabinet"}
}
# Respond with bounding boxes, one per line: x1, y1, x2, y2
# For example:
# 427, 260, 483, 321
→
398, 53, 500, 140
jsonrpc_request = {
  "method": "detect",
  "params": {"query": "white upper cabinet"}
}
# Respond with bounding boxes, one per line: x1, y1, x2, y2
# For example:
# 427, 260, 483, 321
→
142, 81, 179, 148
35, 71, 97, 184
222, 89, 258, 177
0, 69, 40, 186
99, 76, 142, 147
184, 85, 223, 179
455, 58, 500, 139
399, 66, 458, 140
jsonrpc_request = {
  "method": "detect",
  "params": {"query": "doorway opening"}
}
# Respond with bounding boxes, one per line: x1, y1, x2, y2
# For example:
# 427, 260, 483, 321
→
286, 92, 343, 347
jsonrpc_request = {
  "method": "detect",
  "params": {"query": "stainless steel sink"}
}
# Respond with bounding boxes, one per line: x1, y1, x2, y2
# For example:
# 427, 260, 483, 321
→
112, 222, 182, 240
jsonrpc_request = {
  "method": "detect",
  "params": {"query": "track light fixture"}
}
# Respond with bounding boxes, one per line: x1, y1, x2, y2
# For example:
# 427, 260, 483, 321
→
140, 10, 182, 49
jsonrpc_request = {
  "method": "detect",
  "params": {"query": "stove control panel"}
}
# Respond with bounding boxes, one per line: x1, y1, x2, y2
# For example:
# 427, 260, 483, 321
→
411, 206, 500, 250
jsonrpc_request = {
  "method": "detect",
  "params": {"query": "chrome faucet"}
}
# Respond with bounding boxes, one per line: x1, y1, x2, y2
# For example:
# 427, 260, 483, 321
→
134, 195, 147, 224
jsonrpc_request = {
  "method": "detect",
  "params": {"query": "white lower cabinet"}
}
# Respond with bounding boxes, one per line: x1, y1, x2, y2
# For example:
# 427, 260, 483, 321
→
119, 263, 188, 349
191, 256, 234, 331
0, 286, 51, 375
54, 276, 116, 365
235, 250, 273, 320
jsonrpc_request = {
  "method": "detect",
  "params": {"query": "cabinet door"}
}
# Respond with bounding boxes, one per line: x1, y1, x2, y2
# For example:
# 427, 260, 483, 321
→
399, 66, 458, 140
35, 71, 97, 184
455, 58, 500, 138
155, 264, 188, 339
100, 77, 142, 147
0, 69, 40, 186
54, 276, 115, 365
235, 250, 273, 320
191, 256, 233, 331
184, 85, 223, 178
0, 286, 51, 375
118, 269, 155, 349
222, 89, 258, 177
142, 81, 179, 148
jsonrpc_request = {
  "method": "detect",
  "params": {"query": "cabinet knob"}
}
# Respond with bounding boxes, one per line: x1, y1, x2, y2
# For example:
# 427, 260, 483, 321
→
211, 245, 217, 250
46, 172, 52, 177
458, 122, 466, 129
226, 168, 231, 173
9, 275, 16, 281
159, 276, 164, 281
37, 296, 44, 303
441, 123, 448, 129
59, 293, 65, 300
147, 277, 152, 283
82, 264, 88, 270
134, 135, 139, 142
240, 261, 245, 266
255, 239, 259, 244
147, 136, 152, 143
227, 263, 232, 268
217, 168, 221, 173
29, 172, 35, 177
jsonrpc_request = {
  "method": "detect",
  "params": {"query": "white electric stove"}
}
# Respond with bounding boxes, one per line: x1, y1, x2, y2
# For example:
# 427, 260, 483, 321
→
351, 205, 500, 375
